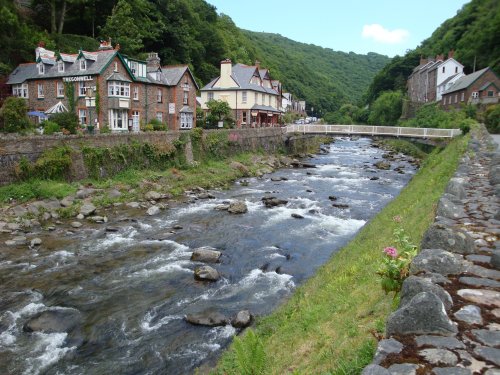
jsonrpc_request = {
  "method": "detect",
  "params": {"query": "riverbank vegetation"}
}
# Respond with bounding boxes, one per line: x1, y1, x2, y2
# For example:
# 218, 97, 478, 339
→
213, 135, 468, 375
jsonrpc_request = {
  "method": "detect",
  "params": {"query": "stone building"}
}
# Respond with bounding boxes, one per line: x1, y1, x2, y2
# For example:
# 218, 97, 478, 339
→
6, 42, 198, 132
441, 67, 500, 110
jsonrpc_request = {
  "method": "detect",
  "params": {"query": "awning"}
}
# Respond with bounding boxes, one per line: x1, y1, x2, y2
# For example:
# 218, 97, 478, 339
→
45, 101, 68, 114
27, 111, 48, 119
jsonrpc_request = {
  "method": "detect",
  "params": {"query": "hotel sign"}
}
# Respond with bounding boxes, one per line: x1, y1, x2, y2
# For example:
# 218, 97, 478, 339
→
63, 75, 93, 82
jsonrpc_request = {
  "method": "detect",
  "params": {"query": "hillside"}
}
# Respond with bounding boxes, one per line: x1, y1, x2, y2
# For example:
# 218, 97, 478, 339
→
0, 0, 388, 114
365, 0, 500, 103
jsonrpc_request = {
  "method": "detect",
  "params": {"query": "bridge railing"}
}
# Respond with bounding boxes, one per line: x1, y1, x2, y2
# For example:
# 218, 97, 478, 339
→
286, 124, 462, 138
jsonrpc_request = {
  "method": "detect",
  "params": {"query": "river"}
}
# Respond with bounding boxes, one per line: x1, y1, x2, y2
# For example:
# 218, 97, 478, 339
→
0, 137, 417, 375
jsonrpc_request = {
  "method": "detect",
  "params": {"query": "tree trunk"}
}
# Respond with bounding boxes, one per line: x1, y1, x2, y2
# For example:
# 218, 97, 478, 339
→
50, 0, 56, 34
57, 0, 67, 35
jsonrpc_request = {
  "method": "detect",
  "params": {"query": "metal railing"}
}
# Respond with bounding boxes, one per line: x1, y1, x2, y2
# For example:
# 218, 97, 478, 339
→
285, 124, 462, 138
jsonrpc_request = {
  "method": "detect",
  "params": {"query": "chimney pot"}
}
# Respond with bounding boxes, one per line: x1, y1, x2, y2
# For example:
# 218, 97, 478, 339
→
448, 49, 455, 59
147, 52, 161, 70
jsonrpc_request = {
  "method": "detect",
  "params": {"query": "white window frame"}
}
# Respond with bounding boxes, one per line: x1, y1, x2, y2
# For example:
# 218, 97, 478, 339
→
183, 91, 188, 105
38, 63, 45, 75
37, 83, 44, 98
157, 89, 162, 103
58, 61, 64, 73
109, 109, 127, 130
80, 59, 87, 71
208, 92, 214, 101
79, 82, 88, 97
57, 81, 64, 97
78, 109, 87, 125
156, 112, 163, 122
130, 61, 137, 75
487, 90, 494, 97
242, 111, 247, 124
472, 91, 479, 99
133, 86, 139, 101
13, 83, 28, 98
180, 112, 193, 129
454, 94, 458, 103
242, 91, 247, 103
107, 81, 130, 98
460, 92, 465, 102
132, 110, 140, 132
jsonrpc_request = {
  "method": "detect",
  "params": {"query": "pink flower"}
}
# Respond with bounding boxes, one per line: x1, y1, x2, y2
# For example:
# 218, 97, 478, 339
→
383, 247, 398, 258
393, 215, 402, 223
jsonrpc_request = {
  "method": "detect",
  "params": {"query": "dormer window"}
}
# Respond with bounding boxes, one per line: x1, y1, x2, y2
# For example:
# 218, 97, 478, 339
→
58, 61, 64, 73
38, 63, 45, 75
80, 59, 87, 71
130, 61, 137, 75
114, 62, 118, 72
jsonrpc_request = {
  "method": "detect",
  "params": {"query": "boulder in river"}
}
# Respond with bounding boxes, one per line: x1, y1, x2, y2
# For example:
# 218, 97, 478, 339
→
185, 309, 228, 327
79, 203, 96, 217
228, 201, 248, 214
332, 203, 349, 209
23, 309, 81, 333
191, 247, 221, 263
262, 197, 288, 208
194, 265, 220, 281
374, 161, 391, 170
231, 310, 253, 328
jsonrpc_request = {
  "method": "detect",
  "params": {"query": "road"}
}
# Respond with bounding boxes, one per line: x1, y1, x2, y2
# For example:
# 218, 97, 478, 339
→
491, 134, 500, 148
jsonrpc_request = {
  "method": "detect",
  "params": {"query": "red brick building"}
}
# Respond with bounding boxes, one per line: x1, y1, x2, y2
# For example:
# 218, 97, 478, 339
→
441, 67, 500, 110
6, 42, 198, 132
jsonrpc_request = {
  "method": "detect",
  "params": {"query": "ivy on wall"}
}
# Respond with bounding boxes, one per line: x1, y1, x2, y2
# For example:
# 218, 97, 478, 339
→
16, 146, 73, 181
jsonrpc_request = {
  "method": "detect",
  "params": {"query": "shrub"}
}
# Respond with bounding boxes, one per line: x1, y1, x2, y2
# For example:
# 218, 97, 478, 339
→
42, 120, 61, 135
458, 118, 475, 135
0, 97, 32, 133
16, 146, 73, 181
50, 112, 79, 134
143, 124, 154, 132
149, 118, 167, 131
484, 104, 500, 134
368, 91, 403, 126
99, 124, 111, 134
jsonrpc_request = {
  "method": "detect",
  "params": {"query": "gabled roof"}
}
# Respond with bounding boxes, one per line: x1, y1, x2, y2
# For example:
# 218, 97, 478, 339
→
6, 63, 36, 84
161, 65, 199, 89
106, 72, 132, 82
479, 81, 499, 91
438, 73, 461, 87
443, 67, 491, 94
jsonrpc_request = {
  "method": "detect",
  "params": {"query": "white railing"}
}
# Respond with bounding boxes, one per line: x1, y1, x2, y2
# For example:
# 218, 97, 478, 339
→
285, 124, 462, 138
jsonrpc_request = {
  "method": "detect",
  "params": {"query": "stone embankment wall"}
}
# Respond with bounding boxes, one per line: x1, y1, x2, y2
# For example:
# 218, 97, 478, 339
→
363, 125, 500, 374
0, 128, 297, 185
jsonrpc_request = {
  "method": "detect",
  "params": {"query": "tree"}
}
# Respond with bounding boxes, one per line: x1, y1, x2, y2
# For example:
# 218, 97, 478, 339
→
368, 91, 403, 126
0, 97, 31, 133
206, 99, 232, 128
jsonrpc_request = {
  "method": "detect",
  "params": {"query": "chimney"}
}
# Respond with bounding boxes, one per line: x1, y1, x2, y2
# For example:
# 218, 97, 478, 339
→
448, 49, 455, 59
419, 56, 428, 65
98, 40, 113, 50
220, 58, 232, 80
115, 43, 120, 51
255, 60, 260, 69
147, 52, 161, 71
436, 54, 444, 62
35, 41, 46, 60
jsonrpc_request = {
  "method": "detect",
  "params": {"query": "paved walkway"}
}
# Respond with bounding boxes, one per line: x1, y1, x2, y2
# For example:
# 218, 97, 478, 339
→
491, 134, 500, 148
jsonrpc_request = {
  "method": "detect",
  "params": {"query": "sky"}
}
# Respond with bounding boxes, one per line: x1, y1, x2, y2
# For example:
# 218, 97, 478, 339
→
206, 0, 470, 57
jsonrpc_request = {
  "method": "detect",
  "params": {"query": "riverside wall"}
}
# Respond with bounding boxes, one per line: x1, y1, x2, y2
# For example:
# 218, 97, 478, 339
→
0, 128, 314, 185
362, 125, 500, 374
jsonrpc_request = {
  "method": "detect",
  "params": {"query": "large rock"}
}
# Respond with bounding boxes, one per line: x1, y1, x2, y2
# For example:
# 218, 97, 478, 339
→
145, 191, 162, 200
473, 346, 500, 366
76, 188, 96, 199
230, 161, 250, 176
60, 196, 74, 207
23, 309, 81, 333
190, 247, 221, 263
454, 305, 483, 325
228, 201, 248, 214
457, 289, 500, 308
491, 250, 500, 270
436, 196, 467, 219
418, 348, 458, 366
387, 363, 422, 375
386, 292, 457, 336
185, 309, 228, 327
231, 310, 252, 328
445, 177, 468, 199
194, 266, 220, 281
410, 249, 464, 276
400, 276, 453, 311
361, 365, 390, 375
262, 196, 288, 208
415, 335, 465, 349
421, 224, 475, 255
79, 203, 96, 217
372, 338, 403, 365
374, 161, 390, 170
433, 367, 471, 375
472, 329, 500, 347
146, 205, 161, 216
490, 166, 500, 186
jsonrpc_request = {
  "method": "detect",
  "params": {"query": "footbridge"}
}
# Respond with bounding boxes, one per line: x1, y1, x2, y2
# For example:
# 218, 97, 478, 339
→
286, 124, 462, 138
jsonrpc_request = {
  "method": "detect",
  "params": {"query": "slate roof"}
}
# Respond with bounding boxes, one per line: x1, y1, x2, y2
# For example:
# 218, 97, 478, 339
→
7, 63, 37, 84
443, 67, 490, 94
251, 104, 282, 113
106, 72, 132, 82
478, 81, 499, 91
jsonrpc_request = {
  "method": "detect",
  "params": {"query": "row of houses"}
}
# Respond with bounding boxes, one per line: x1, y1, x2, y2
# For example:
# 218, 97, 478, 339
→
6, 41, 306, 132
407, 50, 499, 110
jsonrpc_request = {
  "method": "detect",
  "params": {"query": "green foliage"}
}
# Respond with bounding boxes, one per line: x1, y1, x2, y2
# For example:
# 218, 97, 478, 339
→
64, 82, 76, 112
484, 104, 500, 134
205, 99, 232, 128
368, 91, 403, 125
16, 146, 73, 181
148, 118, 167, 131
42, 120, 61, 135
0, 96, 31, 133
99, 124, 111, 134
0, 179, 76, 203
324, 104, 369, 124
50, 112, 79, 134
229, 330, 266, 375
204, 130, 229, 158
400, 102, 478, 130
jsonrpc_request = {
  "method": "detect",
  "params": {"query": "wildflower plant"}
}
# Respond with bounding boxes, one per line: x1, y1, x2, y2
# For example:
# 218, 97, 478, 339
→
377, 217, 417, 296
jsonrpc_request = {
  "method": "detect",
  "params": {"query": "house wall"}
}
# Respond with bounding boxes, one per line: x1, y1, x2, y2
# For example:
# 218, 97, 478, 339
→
166, 71, 198, 131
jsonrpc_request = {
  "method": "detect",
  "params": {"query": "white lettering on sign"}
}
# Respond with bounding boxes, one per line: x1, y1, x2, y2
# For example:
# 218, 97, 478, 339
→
63, 75, 93, 82
168, 103, 175, 114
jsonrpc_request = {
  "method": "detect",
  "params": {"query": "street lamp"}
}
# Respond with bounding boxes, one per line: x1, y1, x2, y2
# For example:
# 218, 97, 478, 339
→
85, 87, 96, 134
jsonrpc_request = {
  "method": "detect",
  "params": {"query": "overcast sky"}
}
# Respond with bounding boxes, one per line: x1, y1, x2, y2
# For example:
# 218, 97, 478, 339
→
206, 0, 470, 57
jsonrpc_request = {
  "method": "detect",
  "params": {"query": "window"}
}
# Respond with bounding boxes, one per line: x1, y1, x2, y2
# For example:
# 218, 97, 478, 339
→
130, 61, 137, 75
448, 96, 451, 104
58, 61, 64, 73
157, 89, 162, 103
454, 94, 457, 103
132, 111, 140, 132
442, 66, 445, 73
461, 92, 465, 102
133, 86, 139, 101
268, 95, 271, 106
208, 92, 214, 101
472, 91, 479, 99
37, 83, 44, 98
79, 82, 88, 96
180, 113, 193, 129
13, 83, 28, 98
242, 111, 247, 123
487, 90, 494, 97
156, 112, 163, 122
455, 67, 458, 73
242, 91, 247, 103
57, 82, 64, 97
78, 109, 87, 125
183, 91, 188, 105
114, 62, 118, 72
38, 63, 45, 75
108, 81, 130, 97
255, 92, 258, 103
80, 59, 87, 71
109, 109, 126, 129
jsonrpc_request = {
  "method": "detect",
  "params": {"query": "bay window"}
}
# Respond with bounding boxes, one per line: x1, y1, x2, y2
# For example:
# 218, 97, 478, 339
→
13, 83, 28, 98
108, 81, 130, 97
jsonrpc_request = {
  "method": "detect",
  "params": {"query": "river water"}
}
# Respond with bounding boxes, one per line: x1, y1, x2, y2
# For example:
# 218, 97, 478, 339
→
0, 137, 417, 375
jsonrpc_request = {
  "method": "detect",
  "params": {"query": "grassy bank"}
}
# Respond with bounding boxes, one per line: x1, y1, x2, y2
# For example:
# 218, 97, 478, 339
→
214, 135, 468, 375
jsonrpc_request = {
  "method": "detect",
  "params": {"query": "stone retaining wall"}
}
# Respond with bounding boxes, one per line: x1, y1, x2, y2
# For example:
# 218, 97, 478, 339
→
363, 125, 500, 374
0, 128, 291, 185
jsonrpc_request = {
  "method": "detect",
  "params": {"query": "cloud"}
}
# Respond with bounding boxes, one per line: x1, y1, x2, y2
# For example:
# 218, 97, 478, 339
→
362, 24, 409, 44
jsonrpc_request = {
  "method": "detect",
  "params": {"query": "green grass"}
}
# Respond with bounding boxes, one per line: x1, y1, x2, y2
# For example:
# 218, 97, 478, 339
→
214, 135, 467, 375
0, 179, 77, 203
377, 139, 429, 159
